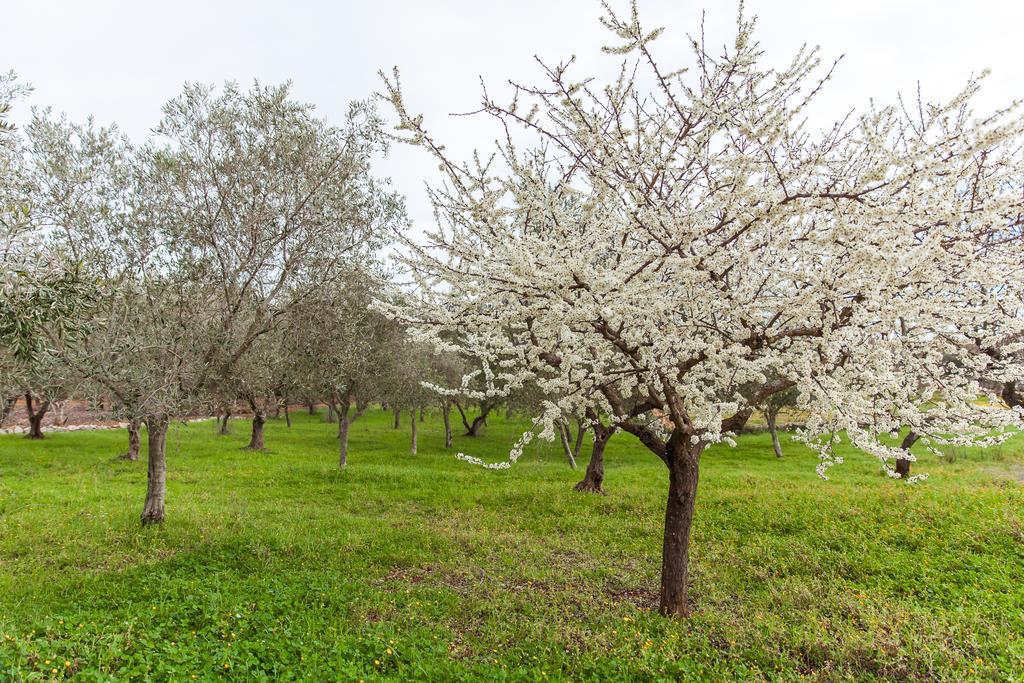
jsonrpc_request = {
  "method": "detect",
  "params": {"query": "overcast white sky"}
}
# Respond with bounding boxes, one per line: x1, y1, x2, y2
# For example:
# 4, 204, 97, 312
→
5, 0, 1023, 234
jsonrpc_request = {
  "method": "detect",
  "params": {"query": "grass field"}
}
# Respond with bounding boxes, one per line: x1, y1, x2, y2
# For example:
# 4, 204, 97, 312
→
1, 409, 1023, 681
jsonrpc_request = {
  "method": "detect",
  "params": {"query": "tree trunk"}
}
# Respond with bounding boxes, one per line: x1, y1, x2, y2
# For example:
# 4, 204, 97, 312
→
575, 427, 612, 493
141, 416, 169, 525
895, 430, 919, 479
325, 403, 336, 423
659, 435, 705, 617
392, 407, 400, 429
308, 403, 316, 415
558, 420, 578, 469
410, 409, 418, 455
419, 406, 425, 422
454, 401, 471, 433
1003, 381, 1022, 409
246, 411, 266, 451
337, 402, 351, 469
766, 408, 783, 458
24, 392, 49, 439
218, 409, 231, 435
442, 402, 453, 448
572, 418, 586, 460
466, 415, 487, 437
0, 395, 16, 427
283, 403, 292, 428
121, 418, 141, 461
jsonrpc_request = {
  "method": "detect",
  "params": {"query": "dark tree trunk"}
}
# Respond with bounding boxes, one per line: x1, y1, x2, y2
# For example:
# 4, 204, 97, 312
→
467, 415, 488, 437
766, 408, 783, 458
283, 403, 292, 428
325, 403, 336, 423
462, 401, 494, 437
442, 402, 453, 448
1003, 381, 1021, 409
454, 401, 471, 433
337, 402, 350, 469
659, 434, 705, 617
24, 392, 49, 439
895, 430, 919, 479
572, 418, 586, 460
419, 406, 425, 422
308, 403, 316, 415
246, 411, 266, 451
218, 409, 231, 435
141, 416, 169, 525
121, 418, 141, 461
575, 426, 612, 494
392, 407, 400, 429
410, 409, 418, 455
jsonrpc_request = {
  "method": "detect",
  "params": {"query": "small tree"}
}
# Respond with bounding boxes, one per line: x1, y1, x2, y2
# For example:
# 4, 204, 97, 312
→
763, 387, 799, 458
285, 271, 399, 468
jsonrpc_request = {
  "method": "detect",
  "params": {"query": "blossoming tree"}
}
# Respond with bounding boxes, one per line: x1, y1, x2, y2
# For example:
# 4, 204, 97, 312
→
379, 3, 1024, 615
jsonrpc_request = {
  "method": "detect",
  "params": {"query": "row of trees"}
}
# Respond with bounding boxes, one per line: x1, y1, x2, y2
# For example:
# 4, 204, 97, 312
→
4, 2, 1024, 620
0, 77, 422, 523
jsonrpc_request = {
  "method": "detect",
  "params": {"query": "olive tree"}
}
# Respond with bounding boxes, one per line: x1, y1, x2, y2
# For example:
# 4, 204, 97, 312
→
284, 269, 401, 468
38, 81, 404, 524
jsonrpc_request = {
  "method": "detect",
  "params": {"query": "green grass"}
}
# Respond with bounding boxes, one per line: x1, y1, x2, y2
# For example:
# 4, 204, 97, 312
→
1, 410, 1023, 681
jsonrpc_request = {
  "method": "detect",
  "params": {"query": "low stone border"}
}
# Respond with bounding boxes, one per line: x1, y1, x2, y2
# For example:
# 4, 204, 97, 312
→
0, 417, 213, 436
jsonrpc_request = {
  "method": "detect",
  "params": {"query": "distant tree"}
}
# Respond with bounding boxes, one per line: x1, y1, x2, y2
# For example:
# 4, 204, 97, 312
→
763, 387, 800, 458
285, 270, 399, 468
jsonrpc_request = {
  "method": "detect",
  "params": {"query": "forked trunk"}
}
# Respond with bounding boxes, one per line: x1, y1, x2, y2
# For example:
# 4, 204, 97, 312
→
218, 409, 231, 435
246, 411, 266, 451
24, 392, 49, 440
121, 418, 141, 461
466, 408, 489, 437
895, 430, 919, 479
659, 434, 704, 617
575, 426, 612, 494
442, 402, 453, 448
141, 416, 169, 525
410, 409, 418, 455
392, 407, 400, 429
766, 409, 783, 458
26, 412, 45, 439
